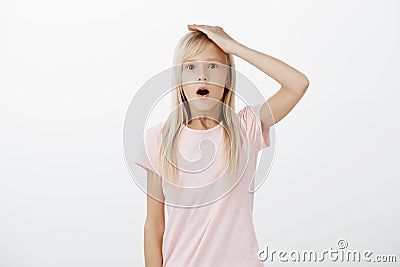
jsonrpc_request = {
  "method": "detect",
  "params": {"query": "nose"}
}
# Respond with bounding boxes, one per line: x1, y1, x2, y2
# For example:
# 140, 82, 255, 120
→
198, 74, 208, 81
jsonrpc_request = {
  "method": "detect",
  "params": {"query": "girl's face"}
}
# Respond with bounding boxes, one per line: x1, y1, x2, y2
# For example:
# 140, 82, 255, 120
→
181, 42, 229, 113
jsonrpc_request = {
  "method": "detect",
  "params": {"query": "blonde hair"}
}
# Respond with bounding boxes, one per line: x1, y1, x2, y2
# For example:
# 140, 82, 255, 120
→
157, 31, 244, 184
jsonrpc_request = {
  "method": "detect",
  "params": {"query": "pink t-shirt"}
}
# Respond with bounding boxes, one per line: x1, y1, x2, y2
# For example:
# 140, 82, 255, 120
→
135, 104, 270, 267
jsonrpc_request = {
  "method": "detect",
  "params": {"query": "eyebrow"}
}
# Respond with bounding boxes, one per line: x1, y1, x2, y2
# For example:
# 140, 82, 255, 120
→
184, 57, 226, 63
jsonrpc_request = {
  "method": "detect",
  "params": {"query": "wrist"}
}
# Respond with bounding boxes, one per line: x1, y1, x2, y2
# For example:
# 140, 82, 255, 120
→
227, 40, 243, 55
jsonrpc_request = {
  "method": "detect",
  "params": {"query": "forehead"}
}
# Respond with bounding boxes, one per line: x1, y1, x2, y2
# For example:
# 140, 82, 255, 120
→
185, 43, 226, 64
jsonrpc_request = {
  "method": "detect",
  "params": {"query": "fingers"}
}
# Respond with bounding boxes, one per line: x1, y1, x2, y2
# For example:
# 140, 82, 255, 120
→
188, 25, 208, 34
187, 24, 198, 32
188, 24, 220, 31
188, 24, 206, 31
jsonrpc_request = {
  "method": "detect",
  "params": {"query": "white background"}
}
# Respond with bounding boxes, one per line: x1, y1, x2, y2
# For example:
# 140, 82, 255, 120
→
1, 0, 399, 266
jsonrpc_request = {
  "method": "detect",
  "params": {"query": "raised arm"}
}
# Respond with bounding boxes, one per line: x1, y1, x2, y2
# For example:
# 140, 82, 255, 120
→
187, 24, 310, 131
229, 41, 309, 129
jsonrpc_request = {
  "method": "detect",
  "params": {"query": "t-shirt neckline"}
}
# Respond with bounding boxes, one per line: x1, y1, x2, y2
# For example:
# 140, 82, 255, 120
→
183, 120, 223, 133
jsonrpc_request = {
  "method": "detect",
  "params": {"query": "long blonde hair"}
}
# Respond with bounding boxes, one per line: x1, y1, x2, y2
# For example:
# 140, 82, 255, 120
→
157, 31, 244, 184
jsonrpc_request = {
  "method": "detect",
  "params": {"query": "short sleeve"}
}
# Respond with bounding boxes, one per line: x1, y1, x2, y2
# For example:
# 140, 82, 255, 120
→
238, 104, 271, 151
134, 123, 163, 176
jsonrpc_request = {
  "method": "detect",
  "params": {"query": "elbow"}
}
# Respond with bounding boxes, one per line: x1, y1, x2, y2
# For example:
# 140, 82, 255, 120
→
298, 76, 310, 94
287, 75, 309, 95
304, 76, 310, 89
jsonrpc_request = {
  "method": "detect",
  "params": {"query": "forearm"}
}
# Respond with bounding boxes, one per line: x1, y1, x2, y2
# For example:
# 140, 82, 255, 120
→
229, 42, 309, 93
144, 224, 164, 267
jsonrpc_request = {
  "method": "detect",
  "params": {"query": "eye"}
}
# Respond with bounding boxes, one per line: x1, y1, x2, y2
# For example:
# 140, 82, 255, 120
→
209, 63, 217, 69
185, 64, 195, 70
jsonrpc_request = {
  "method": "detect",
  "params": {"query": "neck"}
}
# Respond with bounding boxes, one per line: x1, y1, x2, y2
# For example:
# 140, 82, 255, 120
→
187, 104, 223, 130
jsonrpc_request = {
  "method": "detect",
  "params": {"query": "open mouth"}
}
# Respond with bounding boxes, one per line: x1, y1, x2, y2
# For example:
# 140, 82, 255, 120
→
196, 87, 210, 97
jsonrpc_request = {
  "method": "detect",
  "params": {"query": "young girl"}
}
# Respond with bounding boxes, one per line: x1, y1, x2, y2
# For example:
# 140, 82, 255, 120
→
135, 24, 309, 267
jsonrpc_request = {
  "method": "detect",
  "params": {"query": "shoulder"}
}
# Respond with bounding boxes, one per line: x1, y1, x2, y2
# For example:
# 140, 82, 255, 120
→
135, 122, 165, 176
143, 122, 164, 142
238, 104, 270, 150
238, 104, 263, 129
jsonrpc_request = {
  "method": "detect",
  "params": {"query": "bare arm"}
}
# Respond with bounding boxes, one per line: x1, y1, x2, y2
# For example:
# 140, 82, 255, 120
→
144, 170, 165, 267
229, 42, 310, 129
